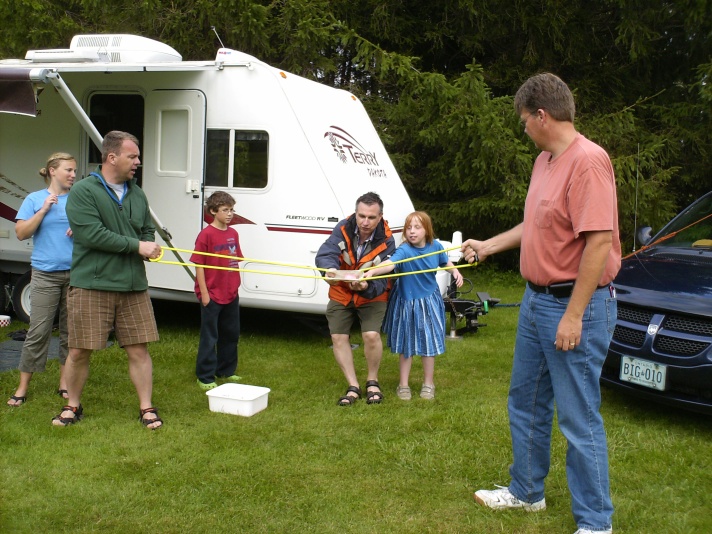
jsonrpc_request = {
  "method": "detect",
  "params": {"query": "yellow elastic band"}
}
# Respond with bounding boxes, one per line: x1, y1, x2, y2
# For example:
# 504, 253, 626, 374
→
149, 245, 477, 280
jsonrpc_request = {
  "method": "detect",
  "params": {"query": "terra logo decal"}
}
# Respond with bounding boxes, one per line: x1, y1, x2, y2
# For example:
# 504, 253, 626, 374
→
324, 126, 380, 167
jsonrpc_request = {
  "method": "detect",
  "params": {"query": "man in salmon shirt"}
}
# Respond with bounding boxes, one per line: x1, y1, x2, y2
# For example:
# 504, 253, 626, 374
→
462, 73, 621, 534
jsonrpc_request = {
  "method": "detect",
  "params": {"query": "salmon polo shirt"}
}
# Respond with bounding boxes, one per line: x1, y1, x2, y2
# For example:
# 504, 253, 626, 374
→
520, 133, 621, 287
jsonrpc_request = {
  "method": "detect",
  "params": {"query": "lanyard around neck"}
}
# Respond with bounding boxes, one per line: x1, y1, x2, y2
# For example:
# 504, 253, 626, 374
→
90, 172, 127, 211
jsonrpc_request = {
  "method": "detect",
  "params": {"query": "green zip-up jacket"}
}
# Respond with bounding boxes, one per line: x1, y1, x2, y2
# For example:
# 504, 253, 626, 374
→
66, 170, 155, 291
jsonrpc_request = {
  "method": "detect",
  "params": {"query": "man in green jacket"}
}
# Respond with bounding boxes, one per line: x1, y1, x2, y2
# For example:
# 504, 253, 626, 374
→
53, 131, 164, 430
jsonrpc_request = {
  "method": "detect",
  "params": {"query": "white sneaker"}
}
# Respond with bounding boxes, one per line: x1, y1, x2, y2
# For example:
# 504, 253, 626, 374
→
396, 386, 411, 400
474, 486, 546, 512
420, 384, 435, 399
574, 529, 612, 534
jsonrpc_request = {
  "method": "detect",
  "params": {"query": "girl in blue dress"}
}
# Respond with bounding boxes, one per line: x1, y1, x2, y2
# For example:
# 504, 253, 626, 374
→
362, 211, 462, 400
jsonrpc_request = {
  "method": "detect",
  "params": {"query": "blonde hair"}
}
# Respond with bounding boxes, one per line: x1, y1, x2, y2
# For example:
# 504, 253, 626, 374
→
39, 152, 76, 185
402, 211, 435, 244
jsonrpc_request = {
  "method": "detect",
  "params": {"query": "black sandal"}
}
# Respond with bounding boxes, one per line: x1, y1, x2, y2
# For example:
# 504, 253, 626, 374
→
7, 395, 26, 407
57, 389, 68, 399
338, 385, 361, 406
139, 407, 163, 430
365, 380, 384, 404
52, 405, 83, 426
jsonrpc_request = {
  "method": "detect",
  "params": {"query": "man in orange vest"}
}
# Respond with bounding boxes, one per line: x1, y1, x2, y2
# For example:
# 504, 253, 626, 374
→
316, 192, 396, 406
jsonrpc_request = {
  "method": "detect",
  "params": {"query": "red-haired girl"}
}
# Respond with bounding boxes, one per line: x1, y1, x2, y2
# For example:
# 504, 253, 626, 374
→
362, 211, 462, 400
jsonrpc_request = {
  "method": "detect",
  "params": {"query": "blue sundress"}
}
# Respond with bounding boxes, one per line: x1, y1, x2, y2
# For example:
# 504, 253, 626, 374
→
382, 241, 448, 357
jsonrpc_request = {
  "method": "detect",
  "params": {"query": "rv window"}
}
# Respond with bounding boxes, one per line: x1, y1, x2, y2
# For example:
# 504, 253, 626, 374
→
158, 109, 190, 173
88, 93, 144, 181
205, 130, 230, 187
205, 129, 269, 189
233, 131, 268, 189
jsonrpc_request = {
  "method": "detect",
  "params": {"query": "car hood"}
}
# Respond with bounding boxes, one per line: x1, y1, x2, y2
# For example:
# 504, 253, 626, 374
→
614, 248, 712, 315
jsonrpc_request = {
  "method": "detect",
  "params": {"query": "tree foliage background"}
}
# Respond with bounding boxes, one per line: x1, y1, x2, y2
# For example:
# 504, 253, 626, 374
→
2, 0, 710, 267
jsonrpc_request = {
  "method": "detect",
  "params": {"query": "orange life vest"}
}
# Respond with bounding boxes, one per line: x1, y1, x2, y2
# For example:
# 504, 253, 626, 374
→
328, 219, 393, 307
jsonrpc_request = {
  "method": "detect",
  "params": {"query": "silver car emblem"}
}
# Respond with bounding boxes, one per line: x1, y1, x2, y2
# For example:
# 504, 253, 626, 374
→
647, 324, 658, 336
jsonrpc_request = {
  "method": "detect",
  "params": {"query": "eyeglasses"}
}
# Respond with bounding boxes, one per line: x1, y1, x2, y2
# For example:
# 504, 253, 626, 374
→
520, 112, 536, 128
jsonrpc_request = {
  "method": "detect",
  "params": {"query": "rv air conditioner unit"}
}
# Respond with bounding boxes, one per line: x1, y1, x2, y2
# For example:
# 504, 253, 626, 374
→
25, 34, 182, 64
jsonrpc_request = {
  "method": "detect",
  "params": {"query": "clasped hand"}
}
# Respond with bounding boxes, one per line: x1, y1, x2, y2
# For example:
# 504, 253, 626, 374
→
138, 241, 162, 260
324, 268, 368, 291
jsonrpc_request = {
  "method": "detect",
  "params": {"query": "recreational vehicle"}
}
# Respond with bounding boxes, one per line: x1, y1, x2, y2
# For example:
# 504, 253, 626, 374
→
0, 34, 458, 321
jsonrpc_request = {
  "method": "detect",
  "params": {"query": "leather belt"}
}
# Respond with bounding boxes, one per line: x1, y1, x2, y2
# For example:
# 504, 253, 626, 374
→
527, 281, 610, 298
527, 281, 575, 298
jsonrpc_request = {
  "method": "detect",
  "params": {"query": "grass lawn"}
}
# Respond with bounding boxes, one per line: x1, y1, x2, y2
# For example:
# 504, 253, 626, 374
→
1, 268, 710, 533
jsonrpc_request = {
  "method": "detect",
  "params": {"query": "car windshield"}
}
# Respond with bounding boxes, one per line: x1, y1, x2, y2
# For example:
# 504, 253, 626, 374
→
655, 193, 712, 248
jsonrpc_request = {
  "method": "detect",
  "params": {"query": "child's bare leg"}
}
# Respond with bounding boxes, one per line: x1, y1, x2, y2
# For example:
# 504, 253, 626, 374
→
422, 356, 435, 387
399, 354, 412, 387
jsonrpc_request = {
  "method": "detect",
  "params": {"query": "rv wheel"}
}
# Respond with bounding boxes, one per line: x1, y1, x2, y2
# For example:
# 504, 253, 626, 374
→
0, 273, 8, 313
11, 271, 32, 323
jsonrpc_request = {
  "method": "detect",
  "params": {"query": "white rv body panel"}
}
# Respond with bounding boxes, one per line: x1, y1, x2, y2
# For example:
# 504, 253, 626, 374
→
0, 35, 421, 316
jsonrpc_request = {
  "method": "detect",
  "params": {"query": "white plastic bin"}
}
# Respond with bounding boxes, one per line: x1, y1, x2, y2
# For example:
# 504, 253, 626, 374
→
205, 383, 271, 417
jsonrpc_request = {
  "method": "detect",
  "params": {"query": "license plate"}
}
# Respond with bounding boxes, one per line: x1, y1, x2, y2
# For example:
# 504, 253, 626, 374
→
620, 356, 667, 391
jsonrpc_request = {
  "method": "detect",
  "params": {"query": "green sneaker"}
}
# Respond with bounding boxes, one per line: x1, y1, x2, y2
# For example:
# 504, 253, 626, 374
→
197, 379, 217, 390
225, 375, 242, 382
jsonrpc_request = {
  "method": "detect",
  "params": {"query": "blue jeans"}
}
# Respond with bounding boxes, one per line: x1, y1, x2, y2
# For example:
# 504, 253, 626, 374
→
196, 298, 240, 384
508, 286, 615, 531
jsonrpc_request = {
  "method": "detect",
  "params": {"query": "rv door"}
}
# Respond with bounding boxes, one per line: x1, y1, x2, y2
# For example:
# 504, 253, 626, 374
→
143, 89, 207, 295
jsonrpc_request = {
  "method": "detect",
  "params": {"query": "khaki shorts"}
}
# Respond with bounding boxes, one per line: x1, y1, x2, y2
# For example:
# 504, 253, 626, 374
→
326, 299, 387, 335
68, 288, 159, 350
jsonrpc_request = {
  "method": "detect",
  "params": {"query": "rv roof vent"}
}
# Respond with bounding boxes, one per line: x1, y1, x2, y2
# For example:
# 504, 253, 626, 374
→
25, 47, 105, 63
25, 34, 182, 64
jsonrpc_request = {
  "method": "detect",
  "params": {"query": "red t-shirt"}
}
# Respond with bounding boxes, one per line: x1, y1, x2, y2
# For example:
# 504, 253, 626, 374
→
520, 133, 621, 286
190, 224, 243, 304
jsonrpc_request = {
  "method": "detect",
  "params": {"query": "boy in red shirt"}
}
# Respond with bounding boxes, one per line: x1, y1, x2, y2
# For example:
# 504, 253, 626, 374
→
190, 191, 243, 390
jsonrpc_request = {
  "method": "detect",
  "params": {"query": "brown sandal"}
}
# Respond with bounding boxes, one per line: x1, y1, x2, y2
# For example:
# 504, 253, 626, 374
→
365, 380, 384, 404
139, 407, 163, 430
337, 386, 361, 406
52, 405, 83, 426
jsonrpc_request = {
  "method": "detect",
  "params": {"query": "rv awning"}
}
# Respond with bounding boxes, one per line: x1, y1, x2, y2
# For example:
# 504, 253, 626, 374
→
0, 68, 38, 117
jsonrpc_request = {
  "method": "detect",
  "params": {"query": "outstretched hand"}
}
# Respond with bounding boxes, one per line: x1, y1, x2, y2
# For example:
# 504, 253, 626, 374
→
360, 269, 374, 280
461, 239, 484, 264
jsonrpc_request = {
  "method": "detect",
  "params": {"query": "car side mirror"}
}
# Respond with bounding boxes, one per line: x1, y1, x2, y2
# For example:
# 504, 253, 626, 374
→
636, 226, 653, 246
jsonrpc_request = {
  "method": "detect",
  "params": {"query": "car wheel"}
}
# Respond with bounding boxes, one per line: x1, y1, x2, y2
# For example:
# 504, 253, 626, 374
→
0, 273, 8, 313
11, 271, 31, 323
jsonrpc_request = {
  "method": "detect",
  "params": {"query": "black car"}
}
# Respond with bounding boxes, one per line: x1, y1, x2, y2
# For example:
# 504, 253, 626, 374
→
601, 191, 712, 415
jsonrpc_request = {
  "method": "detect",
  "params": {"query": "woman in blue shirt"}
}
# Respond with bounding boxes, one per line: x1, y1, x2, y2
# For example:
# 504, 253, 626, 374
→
7, 153, 76, 406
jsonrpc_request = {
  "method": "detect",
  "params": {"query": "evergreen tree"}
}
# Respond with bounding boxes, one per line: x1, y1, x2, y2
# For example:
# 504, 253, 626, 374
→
2, 0, 710, 264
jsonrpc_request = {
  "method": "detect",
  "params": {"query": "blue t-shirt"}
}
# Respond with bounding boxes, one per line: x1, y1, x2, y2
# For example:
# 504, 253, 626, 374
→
391, 241, 448, 300
16, 189, 73, 271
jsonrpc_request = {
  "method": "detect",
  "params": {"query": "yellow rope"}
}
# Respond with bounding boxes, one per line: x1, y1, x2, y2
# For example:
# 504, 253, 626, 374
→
149, 245, 477, 280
